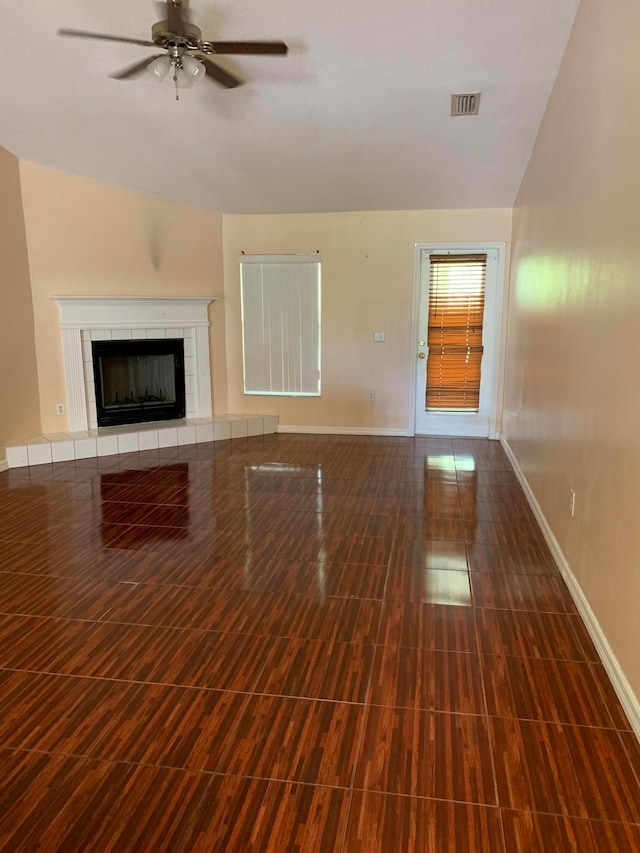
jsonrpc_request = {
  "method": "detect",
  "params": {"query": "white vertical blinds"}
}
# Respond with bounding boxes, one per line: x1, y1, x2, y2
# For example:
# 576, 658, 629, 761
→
240, 254, 321, 396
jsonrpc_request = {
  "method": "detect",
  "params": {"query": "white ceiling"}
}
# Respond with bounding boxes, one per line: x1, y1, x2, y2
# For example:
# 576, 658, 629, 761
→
0, 0, 580, 214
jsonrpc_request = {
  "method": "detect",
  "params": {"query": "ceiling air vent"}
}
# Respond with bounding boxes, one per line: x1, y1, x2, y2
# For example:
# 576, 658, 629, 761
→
451, 93, 481, 116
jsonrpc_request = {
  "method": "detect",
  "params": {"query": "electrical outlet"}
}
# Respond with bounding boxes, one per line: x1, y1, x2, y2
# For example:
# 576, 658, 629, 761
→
368, 391, 376, 402
56, 403, 65, 416
373, 331, 385, 343
569, 489, 576, 517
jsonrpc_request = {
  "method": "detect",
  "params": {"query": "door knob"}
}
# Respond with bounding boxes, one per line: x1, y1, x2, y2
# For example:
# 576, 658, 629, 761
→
418, 352, 425, 359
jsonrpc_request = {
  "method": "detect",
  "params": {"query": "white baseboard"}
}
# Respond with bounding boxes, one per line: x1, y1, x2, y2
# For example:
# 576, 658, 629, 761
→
277, 425, 411, 437
0, 459, 8, 473
501, 436, 640, 740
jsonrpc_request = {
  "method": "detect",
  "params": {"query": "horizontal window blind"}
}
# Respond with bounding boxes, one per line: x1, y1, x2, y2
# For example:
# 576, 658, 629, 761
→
426, 253, 486, 412
240, 254, 321, 396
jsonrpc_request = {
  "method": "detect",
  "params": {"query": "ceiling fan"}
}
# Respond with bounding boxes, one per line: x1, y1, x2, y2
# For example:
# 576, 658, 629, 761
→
58, 0, 288, 95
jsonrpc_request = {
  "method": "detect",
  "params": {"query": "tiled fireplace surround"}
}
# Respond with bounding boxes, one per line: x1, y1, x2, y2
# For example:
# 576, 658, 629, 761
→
5, 296, 277, 468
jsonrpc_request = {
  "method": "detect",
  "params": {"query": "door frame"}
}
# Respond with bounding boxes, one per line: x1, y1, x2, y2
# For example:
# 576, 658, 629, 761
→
409, 241, 507, 439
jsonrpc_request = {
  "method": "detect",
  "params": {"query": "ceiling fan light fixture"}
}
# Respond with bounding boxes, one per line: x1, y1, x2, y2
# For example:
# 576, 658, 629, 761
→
148, 54, 205, 92
148, 55, 172, 81
181, 56, 206, 84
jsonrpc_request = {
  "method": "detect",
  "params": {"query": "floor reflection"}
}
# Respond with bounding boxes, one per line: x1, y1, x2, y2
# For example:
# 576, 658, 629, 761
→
423, 568, 472, 607
100, 463, 190, 545
243, 463, 327, 585
423, 452, 478, 529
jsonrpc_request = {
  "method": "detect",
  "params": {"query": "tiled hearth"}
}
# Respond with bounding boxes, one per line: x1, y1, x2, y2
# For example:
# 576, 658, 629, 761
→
5, 415, 278, 468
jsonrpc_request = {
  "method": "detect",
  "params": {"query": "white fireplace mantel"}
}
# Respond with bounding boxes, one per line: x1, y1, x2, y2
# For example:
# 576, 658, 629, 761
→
53, 296, 218, 329
52, 296, 220, 432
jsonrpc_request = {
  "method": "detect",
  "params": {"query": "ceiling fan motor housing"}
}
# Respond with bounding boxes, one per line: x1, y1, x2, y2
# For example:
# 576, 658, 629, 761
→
152, 20, 201, 49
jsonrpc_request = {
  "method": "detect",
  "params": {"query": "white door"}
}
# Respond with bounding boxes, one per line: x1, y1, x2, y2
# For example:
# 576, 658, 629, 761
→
414, 245, 502, 437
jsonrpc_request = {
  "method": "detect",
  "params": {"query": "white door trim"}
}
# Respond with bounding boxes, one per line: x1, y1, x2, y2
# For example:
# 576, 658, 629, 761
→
408, 242, 507, 438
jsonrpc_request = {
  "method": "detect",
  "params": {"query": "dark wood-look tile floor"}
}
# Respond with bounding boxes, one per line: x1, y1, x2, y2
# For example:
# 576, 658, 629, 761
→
0, 435, 638, 852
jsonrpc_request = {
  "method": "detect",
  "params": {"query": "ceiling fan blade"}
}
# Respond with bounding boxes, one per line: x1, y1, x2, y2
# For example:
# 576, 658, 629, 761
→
110, 54, 165, 79
58, 28, 156, 48
202, 41, 288, 56
199, 57, 243, 89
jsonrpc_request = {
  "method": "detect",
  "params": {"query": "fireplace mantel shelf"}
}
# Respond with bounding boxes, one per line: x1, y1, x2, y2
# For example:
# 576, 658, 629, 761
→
52, 296, 220, 330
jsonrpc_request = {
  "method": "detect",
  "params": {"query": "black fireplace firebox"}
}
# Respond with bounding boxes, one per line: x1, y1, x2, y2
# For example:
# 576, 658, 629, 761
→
92, 338, 186, 427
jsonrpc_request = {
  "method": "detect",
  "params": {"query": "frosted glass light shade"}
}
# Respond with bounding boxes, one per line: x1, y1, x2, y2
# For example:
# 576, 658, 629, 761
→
148, 56, 172, 81
181, 56, 206, 85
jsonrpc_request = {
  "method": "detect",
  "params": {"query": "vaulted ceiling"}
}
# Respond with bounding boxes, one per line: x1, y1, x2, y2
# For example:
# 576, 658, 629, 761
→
1, 0, 580, 213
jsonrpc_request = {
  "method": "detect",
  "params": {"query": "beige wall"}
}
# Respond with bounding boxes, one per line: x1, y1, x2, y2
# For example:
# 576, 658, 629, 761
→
19, 162, 227, 434
9, 164, 511, 440
503, 0, 640, 701
223, 209, 512, 430
0, 147, 41, 457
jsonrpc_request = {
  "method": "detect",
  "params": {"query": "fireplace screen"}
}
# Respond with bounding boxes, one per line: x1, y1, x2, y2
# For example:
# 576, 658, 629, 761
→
92, 338, 186, 427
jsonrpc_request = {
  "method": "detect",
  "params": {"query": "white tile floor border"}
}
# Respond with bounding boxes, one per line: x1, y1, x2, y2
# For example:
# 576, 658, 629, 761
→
4, 415, 279, 468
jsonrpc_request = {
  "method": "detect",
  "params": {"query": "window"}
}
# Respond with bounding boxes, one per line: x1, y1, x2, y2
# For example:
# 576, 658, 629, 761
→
426, 253, 486, 411
240, 254, 321, 396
